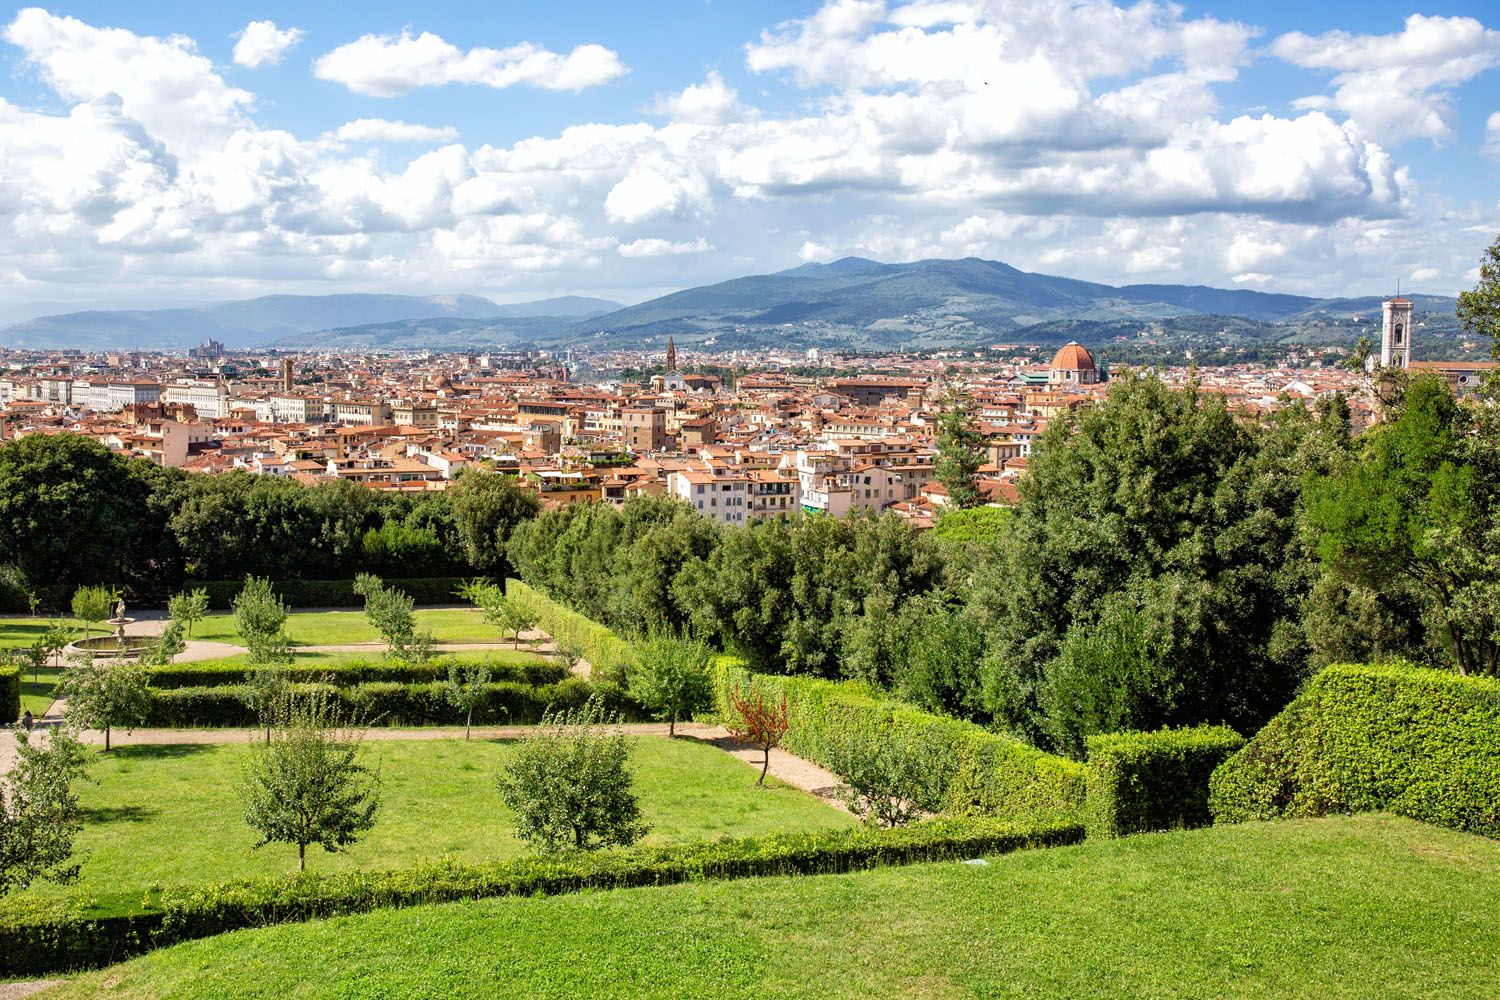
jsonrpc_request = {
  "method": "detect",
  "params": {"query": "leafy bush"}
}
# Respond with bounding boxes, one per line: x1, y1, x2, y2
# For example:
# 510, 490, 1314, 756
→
712, 663, 1086, 825
188, 578, 472, 610
0, 664, 18, 723
0, 815, 1083, 977
1084, 726, 1245, 839
505, 579, 636, 685
143, 677, 615, 728
1210, 663, 1500, 838
145, 656, 567, 690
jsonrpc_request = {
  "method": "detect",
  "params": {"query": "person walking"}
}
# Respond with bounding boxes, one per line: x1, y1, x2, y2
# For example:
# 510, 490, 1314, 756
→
20, 709, 34, 732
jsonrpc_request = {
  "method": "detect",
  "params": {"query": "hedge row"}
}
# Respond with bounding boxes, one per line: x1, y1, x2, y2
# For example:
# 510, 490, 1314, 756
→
141, 677, 634, 728
0, 816, 1084, 977
0, 664, 18, 723
145, 656, 567, 690
505, 579, 637, 684
187, 577, 470, 610
713, 663, 1087, 825
1085, 726, 1245, 839
1210, 663, 1500, 839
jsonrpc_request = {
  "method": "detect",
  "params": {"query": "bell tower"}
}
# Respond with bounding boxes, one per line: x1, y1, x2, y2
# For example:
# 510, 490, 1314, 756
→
666, 336, 677, 373
1380, 296, 1413, 369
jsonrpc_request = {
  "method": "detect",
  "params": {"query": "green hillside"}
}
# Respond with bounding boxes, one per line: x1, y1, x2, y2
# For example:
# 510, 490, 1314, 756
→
42, 815, 1500, 999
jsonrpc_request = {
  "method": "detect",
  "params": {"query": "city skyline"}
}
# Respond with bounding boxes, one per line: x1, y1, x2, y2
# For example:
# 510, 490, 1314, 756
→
0, 1, 1497, 321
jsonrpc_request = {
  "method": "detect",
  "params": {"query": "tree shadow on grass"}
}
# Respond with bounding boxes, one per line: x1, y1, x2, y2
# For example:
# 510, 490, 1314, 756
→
110, 743, 216, 761
81, 804, 158, 824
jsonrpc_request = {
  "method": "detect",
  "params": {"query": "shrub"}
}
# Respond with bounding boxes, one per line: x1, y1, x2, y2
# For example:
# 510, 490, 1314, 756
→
712, 663, 1086, 825
828, 722, 952, 827
1085, 726, 1245, 839
628, 629, 714, 737
145, 656, 567, 690
505, 579, 636, 685
0, 665, 18, 724
0, 816, 1084, 977
1210, 662, 1500, 838
187, 578, 472, 610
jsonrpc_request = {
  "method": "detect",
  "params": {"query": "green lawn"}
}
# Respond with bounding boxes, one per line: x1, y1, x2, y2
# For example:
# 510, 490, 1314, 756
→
18, 662, 63, 715
0, 616, 85, 647
15, 736, 850, 919
180, 647, 548, 672
1, 618, 80, 715
42, 815, 1500, 999
190, 609, 508, 647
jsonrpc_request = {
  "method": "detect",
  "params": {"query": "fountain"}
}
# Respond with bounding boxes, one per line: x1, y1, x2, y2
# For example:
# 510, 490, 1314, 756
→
64, 598, 153, 659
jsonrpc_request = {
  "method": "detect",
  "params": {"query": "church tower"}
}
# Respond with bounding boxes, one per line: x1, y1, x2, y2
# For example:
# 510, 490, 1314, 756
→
666, 336, 677, 373
1380, 297, 1413, 369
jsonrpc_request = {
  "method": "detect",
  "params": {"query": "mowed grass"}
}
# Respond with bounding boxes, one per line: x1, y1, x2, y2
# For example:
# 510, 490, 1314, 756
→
15, 736, 851, 919
44, 816, 1500, 1000
190, 608, 505, 647
0, 618, 83, 715
182, 647, 549, 672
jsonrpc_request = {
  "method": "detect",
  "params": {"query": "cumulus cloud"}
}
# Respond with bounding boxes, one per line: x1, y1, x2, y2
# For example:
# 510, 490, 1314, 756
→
232, 20, 304, 68
1272, 15, 1500, 143
647, 72, 751, 125
618, 237, 712, 257
312, 30, 627, 96
1485, 112, 1500, 158
328, 119, 461, 145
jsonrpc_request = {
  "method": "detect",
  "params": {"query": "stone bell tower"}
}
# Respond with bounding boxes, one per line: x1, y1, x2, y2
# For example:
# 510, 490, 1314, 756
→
1380, 296, 1413, 369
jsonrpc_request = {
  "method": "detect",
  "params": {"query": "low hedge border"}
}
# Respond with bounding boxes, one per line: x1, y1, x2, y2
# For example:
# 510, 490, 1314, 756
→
1210, 662, 1500, 838
0, 816, 1083, 977
187, 577, 470, 610
1085, 726, 1245, 839
145, 656, 567, 690
142, 677, 642, 728
1, 663, 19, 723
713, 663, 1087, 825
505, 579, 636, 684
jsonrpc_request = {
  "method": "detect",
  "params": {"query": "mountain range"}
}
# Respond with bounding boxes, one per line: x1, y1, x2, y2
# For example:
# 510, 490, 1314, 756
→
0, 257, 1458, 354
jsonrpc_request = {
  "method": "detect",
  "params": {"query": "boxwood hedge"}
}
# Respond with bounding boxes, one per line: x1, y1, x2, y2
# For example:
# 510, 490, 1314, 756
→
1085, 726, 1245, 839
505, 579, 636, 684
187, 577, 470, 610
1, 663, 19, 723
712, 663, 1087, 825
1209, 662, 1500, 838
145, 656, 567, 690
0, 816, 1083, 977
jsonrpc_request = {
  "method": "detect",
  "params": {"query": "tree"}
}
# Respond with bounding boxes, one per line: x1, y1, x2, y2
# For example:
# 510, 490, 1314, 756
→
354, 574, 434, 663
71, 585, 116, 638
1305, 373, 1500, 675
40, 619, 72, 669
627, 629, 713, 737
498, 697, 647, 852
243, 664, 291, 744
152, 620, 187, 665
445, 662, 492, 740
233, 576, 292, 665
475, 589, 535, 649
447, 470, 541, 574
933, 388, 987, 509
725, 685, 789, 786
0, 727, 90, 897
1457, 232, 1500, 359
238, 689, 380, 872
828, 725, 949, 828
167, 588, 210, 638
58, 655, 151, 751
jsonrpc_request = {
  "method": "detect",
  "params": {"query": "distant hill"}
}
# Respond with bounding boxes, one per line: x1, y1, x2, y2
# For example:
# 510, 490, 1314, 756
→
0, 294, 622, 351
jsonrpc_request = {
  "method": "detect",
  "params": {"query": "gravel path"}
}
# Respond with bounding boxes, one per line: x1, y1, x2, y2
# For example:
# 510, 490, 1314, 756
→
0, 981, 61, 999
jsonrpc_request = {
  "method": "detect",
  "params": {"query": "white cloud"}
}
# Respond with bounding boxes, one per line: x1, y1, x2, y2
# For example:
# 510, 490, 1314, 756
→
232, 20, 304, 68
647, 72, 751, 125
328, 119, 460, 145
312, 30, 627, 97
1272, 15, 1500, 143
1485, 112, 1500, 158
618, 237, 712, 257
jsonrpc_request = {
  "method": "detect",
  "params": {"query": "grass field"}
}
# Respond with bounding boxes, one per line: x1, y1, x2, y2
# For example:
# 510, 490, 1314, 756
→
190, 609, 504, 647
179, 647, 548, 672
15, 736, 851, 919
0, 618, 80, 715
40, 815, 1500, 999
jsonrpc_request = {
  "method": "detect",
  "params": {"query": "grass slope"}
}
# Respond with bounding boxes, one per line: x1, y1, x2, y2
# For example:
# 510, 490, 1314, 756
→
190, 609, 502, 646
45, 816, 1500, 999
13, 737, 849, 920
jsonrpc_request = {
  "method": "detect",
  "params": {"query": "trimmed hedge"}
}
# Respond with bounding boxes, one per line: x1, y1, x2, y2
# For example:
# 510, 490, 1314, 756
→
142, 677, 627, 728
0, 816, 1083, 977
145, 656, 567, 690
1085, 726, 1245, 839
505, 579, 637, 684
188, 577, 470, 610
1210, 663, 1500, 839
713, 663, 1087, 825
0, 663, 18, 723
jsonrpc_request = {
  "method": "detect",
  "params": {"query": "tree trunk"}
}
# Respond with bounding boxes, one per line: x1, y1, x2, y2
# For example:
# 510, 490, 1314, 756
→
758, 746, 770, 786
574, 825, 584, 849
669, 714, 676, 738
466, 707, 473, 741
299, 844, 306, 872
105, 725, 111, 752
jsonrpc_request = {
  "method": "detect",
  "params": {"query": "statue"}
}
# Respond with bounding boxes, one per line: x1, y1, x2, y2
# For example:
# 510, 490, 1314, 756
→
114, 598, 126, 621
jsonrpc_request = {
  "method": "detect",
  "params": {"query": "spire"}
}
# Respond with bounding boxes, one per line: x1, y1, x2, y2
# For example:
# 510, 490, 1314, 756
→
666, 336, 677, 373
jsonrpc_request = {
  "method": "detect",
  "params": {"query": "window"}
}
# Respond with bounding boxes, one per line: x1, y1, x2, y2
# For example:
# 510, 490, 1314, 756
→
696, 485, 704, 494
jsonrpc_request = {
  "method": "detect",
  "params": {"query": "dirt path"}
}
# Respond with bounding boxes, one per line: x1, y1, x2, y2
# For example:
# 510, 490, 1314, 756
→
0, 981, 61, 1000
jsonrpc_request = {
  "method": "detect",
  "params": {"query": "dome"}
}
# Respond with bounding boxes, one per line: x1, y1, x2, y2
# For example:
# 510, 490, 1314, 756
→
1050, 341, 1096, 371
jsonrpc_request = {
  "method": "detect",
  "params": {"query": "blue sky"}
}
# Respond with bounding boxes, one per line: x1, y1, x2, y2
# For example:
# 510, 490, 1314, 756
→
0, 1, 1497, 316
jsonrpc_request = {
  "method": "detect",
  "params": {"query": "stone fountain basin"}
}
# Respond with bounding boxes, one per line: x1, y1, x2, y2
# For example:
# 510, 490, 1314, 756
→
66, 635, 154, 659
